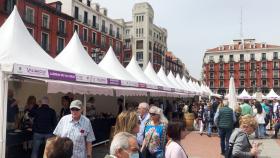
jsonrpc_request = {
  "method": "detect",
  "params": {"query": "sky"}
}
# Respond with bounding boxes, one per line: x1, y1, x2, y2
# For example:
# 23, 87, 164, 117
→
93, 0, 280, 79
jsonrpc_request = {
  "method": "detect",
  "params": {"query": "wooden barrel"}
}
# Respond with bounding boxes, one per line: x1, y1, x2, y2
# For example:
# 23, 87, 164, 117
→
184, 113, 195, 131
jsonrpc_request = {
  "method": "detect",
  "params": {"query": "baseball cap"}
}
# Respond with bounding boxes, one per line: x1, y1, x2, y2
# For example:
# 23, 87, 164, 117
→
70, 100, 83, 110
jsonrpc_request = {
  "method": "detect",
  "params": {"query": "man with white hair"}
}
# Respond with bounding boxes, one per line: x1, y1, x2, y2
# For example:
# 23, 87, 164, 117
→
137, 102, 150, 146
214, 100, 236, 156
105, 132, 139, 158
30, 96, 57, 158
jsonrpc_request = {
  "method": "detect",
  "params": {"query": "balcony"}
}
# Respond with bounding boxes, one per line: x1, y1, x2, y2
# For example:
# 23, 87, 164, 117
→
124, 45, 132, 50
250, 74, 256, 78
219, 76, 224, 79
273, 74, 279, 78
92, 23, 99, 30
274, 56, 278, 60
116, 33, 121, 39
262, 57, 266, 61
261, 66, 267, 70
219, 58, 224, 62
250, 57, 255, 61
240, 75, 245, 79
101, 27, 108, 34
261, 74, 267, 78
78, 14, 82, 22
57, 29, 66, 37
229, 58, 234, 62
229, 67, 234, 71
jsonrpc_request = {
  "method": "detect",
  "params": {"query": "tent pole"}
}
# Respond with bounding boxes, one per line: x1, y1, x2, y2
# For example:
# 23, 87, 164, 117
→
123, 95, 126, 111
0, 71, 8, 158
83, 94, 87, 115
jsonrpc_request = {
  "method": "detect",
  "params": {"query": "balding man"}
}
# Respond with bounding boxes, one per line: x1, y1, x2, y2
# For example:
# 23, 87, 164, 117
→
105, 132, 139, 158
137, 102, 150, 146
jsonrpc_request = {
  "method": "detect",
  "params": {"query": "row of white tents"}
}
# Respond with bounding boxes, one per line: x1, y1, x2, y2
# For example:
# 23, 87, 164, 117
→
0, 7, 218, 156
225, 88, 280, 100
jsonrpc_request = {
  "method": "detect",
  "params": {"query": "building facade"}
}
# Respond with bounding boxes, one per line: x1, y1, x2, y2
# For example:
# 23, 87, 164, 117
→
45, 0, 123, 63
0, 0, 74, 57
122, 2, 168, 72
203, 39, 280, 95
165, 51, 184, 77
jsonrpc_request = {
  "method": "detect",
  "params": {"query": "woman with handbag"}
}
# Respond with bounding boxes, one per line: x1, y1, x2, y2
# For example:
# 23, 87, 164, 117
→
141, 106, 168, 158
165, 121, 188, 158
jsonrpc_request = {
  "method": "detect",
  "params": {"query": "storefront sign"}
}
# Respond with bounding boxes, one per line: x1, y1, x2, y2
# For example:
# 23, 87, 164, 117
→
48, 70, 76, 81
13, 64, 49, 78
91, 76, 108, 84
107, 78, 121, 85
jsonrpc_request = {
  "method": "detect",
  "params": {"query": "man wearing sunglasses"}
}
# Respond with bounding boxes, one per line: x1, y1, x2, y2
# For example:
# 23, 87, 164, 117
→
53, 100, 96, 158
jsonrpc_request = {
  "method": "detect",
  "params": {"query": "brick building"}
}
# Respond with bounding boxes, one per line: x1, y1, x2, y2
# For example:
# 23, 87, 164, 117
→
203, 39, 280, 95
165, 51, 184, 77
0, 0, 74, 57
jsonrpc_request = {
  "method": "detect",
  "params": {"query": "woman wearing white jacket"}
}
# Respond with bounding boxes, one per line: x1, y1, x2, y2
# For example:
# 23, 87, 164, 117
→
253, 102, 266, 139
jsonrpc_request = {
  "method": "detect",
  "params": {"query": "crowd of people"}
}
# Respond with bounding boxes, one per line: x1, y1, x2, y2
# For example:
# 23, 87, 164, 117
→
7, 87, 280, 158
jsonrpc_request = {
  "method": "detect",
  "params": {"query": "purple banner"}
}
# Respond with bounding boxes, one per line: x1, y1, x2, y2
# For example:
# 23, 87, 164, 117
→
48, 70, 76, 81
107, 78, 121, 86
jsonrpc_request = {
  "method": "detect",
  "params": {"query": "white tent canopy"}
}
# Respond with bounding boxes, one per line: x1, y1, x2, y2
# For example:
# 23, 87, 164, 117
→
99, 47, 137, 82
189, 80, 200, 95
125, 56, 154, 85
238, 89, 252, 100
182, 76, 195, 94
252, 92, 267, 100
167, 71, 182, 90
175, 74, 189, 92
144, 62, 166, 87
0, 7, 71, 73
266, 89, 279, 100
157, 67, 176, 88
228, 77, 237, 109
55, 32, 113, 79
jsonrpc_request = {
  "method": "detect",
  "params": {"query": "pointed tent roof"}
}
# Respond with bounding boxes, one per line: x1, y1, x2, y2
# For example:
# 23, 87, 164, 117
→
266, 89, 279, 100
182, 76, 195, 94
238, 89, 252, 99
144, 62, 166, 87
0, 7, 70, 72
188, 80, 200, 95
175, 74, 189, 91
125, 56, 154, 84
99, 47, 137, 82
157, 67, 175, 88
55, 32, 112, 78
167, 71, 182, 89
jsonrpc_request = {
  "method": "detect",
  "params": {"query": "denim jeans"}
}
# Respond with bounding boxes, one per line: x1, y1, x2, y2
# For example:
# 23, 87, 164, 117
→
31, 132, 53, 158
258, 124, 265, 138
207, 123, 212, 135
218, 128, 233, 154
274, 122, 280, 136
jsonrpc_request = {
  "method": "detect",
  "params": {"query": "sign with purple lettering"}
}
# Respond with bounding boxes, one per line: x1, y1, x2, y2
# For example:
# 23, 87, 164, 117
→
48, 70, 76, 81
92, 76, 108, 84
107, 78, 121, 86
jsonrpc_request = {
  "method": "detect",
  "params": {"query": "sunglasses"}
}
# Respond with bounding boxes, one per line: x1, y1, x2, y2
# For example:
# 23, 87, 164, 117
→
70, 108, 80, 111
149, 113, 158, 116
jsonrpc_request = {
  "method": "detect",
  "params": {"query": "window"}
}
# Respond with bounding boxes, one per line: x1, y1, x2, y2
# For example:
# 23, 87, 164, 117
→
262, 62, 267, 69
209, 56, 214, 62
136, 52, 143, 61
230, 63, 234, 70
250, 63, 255, 69
210, 64, 214, 70
274, 52, 278, 59
240, 63, 245, 70
101, 36, 106, 48
219, 72, 224, 79
58, 19, 65, 33
220, 81, 224, 87
210, 72, 214, 79
42, 14, 49, 29
116, 41, 120, 53
57, 37, 64, 53
25, 7, 34, 24
84, 11, 88, 24
250, 54, 255, 60
251, 80, 256, 87
229, 55, 234, 61
41, 32, 49, 51
102, 20, 105, 32
109, 38, 113, 47
262, 80, 267, 86
274, 80, 279, 87
74, 7, 79, 19
250, 71, 255, 78
210, 81, 214, 88
5, 0, 16, 13
240, 71, 245, 78
274, 70, 278, 78
109, 24, 113, 36
83, 28, 88, 41
219, 55, 223, 61
240, 54, 244, 61
274, 62, 279, 69
262, 53, 266, 60
87, 0, 90, 7
136, 40, 143, 49
219, 63, 223, 70
74, 24, 79, 33
261, 71, 267, 78
149, 41, 152, 50
92, 15, 97, 27
117, 28, 120, 38
240, 80, 245, 87
92, 32, 96, 44
230, 72, 234, 78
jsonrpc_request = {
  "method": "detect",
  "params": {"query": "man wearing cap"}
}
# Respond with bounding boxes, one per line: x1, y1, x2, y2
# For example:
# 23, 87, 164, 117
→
53, 100, 96, 158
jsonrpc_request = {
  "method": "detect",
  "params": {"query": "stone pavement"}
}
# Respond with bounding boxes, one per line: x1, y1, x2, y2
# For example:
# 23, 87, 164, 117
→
92, 131, 280, 158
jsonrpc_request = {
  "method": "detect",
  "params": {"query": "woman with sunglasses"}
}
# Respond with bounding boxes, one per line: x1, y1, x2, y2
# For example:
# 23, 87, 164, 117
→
141, 106, 168, 158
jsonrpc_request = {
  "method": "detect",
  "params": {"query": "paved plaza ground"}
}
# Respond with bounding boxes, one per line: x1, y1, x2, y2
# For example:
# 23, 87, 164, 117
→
93, 130, 280, 158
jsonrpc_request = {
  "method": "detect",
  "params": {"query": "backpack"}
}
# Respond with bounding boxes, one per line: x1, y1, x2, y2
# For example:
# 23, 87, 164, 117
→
225, 132, 244, 158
